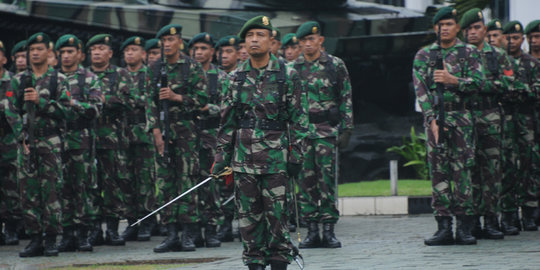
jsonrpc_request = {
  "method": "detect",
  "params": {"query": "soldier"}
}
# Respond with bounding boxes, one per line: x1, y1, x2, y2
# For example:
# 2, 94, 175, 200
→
486, 19, 505, 49
145, 38, 162, 66
503, 21, 540, 231
48, 41, 58, 68
0, 40, 21, 246
215, 35, 240, 74
460, 8, 514, 240
11, 40, 27, 73
294, 21, 353, 249
151, 24, 208, 253
9, 32, 72, 257
55, 34, 103, 252
86, 33, 135, 246
281, 33, 300, 63
187, 32, 224, 248
412, 7, 485, 246
270, 27, 282, 57
525, 20, 540, 60
118, 36, 157, 242
238, 39, 249, 62
212, 15, 308, 270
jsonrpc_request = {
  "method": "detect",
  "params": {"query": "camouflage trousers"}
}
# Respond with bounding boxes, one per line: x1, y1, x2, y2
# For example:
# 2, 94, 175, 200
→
235, 172, 292, 265
125, 143, 156, 219
198, 145, 222, 226
95, 149, 130, 219
427, 110, 475, 216
298, 137, 339, 224
0, 144, 22, 222
500, 110, 520, 212
155, 139, 199, 225
471, 108, 502, 216
219, 178, 235, 221
18, 138, 62, 235
514, 112, 539, 208
61, 149, 97, 227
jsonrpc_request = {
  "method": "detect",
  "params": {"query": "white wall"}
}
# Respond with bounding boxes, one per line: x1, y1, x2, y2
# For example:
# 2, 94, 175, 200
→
405, 0, 434, 12
509, 0, 539, 51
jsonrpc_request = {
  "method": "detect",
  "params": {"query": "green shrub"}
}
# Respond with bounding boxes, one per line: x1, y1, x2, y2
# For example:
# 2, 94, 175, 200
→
386, 126, 428, 180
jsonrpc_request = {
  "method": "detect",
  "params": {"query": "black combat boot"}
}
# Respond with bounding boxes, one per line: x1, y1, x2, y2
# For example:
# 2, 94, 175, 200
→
4, 220, 20, 245
120, 218, 138, 241
217, 215, 234, 242
137, 218, 152, 241
455, 215, 477, 245
19, 233, 44, 257
44, 234, 58, 256
471, 215, 483, 239
104, 217, 125, 246
204, 224, 221, 248
483, 215, 504, 239
269, 261, 288, 270
88, 220, 104, 246
77, 225, 93, 252
500, 211, 520, 235
153, 223, 181, 253
150, 216, 160, 236
521, 206, 538, 231
193, 223, 204, 248
180, 223, 197, 251
534, 205, 540, 226
321, 223, 342, 248
424, 216, 454, 246
57, 226, 77, 252
247, 264, 265, 270
299, 222, 321, 248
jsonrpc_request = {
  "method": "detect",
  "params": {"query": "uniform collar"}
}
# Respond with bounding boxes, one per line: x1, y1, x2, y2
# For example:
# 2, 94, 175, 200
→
238, 53, 280, 73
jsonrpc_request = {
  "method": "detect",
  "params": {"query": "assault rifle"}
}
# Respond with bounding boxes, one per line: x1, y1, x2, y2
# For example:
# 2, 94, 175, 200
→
434, 24, 445, 148
158, 43, 171, 164
22, 36, 36, 171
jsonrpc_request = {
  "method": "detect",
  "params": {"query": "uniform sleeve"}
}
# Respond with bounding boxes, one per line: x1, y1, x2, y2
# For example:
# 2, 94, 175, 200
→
74, 73, 103, 120
145, 72, 158, 131
215, 75, 237, 165
182, 61, 208, 110
287, 68, 309, 165
336, 57, 353, 131
207, 71, 227, 117
3, 83, 23, 139
412, 49, 435, 125
37, 74, 72, 120
454, 47, 485, 93
103, 69, 133, 111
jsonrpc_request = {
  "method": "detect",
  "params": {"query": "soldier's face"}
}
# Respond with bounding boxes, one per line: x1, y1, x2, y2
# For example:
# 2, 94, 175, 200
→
161, 35, 181, 57
434, 19, 460, 43
528, 32, 540, 52
507, 33, 524, 54
29, 43, 49, 65
193, 42, 214, 65
245, 29, 273, 57
270, 39, 281, 55
90, 44, 113, 66
487, 30, 504, 48
0, 51, 6, 69
13, 51, 27, 72
299, 34, 324, 56
48, 51, 58, 67
220, 46, 238, 70
284, 44, 300, 62
78, 50, 86, 64
59, 47, 79, 69
147, 48, 161, 65
238, 42, 249, 61
464, 21, 486, 46
124, 45, 145, 66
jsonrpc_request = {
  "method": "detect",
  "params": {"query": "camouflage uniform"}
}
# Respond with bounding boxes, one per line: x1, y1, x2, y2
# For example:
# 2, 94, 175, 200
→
215, 53, 309, 265
413, 39, 485, 217
11, 66, 71, 236
293, 51, 353, 224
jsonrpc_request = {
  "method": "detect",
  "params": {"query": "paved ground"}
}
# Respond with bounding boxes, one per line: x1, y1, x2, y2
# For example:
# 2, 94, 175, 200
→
2, 214, 540, 270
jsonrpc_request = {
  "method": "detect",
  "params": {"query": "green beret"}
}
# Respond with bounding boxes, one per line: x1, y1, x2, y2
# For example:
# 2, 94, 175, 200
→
281, 33, 298, 48
86, 34, 113, 48
238, 15, 273, 40
188, 32, 214, 48
156, 24, 182, 39
27, 32, 50, 47
487, 19, 503, 32
296, 21, 321, 39
460, 8, 484, 30
144, 38, 161, 51
120, 36, 145, 51
432, 6, 457, 25
215, 35, 240, 49
0, 40, 5, 53
11, 40, 26, 56
272, 27, 281, 40
55, 34, 81, 51
525, 20, 540, 35
503, 21, 524, 34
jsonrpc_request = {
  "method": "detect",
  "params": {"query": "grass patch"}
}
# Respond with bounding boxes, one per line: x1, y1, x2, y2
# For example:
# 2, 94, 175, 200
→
55, 264, 190, 270
338, 179, 431, 197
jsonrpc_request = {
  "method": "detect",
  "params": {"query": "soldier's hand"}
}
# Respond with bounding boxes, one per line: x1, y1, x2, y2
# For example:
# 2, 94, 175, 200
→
338, 130, 352, 148
159, 87, 183, 102
434, 65, 458, 86
287, 163, 302, 178
101, 94, 106, 103
152, 128, 165, 155
22, 140, 30, 155
200, 104, 209, 112
430, 119, 439, 144
211, 161, 227, 176
24, 88, 39, 104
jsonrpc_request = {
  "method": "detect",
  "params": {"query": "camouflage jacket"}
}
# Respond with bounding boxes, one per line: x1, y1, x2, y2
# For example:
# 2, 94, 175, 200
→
0, 70, 19, 159
149, 54, 208, 142
292, 51, 353, 139
511, 51, 540, 103
475, 42, 514, 99
412, 39, 485, 124
127, 65, 156, 145
62, 66, 103, 150
10, 66, 71, 146
199, 63, 227, 149
92, 65, 134, 150
215, 54, 309, 174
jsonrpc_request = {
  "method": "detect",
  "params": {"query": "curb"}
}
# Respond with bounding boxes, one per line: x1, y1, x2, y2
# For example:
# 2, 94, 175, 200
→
339, 196, 432, 215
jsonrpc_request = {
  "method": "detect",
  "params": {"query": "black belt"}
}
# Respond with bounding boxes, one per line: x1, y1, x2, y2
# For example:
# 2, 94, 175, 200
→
0, 126, 12, 137
198, 117, 220, 130
128, 114, 146, 125
309, 108, 339, 124
33, 127, 60, 138
517, 103, 535, 114
472, 97, 499, 110
238, 118, 285, 131
66, 121, 90, 130
97, 115, 120, 125
170, 111, 195, 122
442, 101, 469, 112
